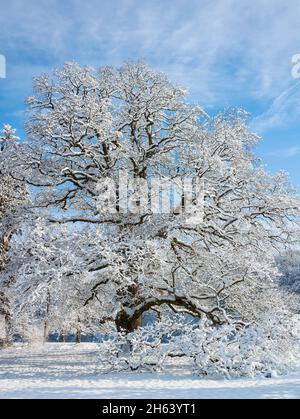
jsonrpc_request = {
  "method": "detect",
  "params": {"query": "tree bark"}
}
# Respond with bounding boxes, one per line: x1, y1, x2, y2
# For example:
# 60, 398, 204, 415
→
59, 331, 68, 342
75, 329, 81, 344
43, 291, 50, 343
115, 295, 220, 334
115, 308, 142, 333
0, 315, 12, 348
0, 292, 12, 348
43, 320, 48, 344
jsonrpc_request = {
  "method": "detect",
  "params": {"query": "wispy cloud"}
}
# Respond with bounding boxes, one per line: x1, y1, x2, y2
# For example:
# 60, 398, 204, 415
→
266, 146, 300, 158
251, 80, 300, 133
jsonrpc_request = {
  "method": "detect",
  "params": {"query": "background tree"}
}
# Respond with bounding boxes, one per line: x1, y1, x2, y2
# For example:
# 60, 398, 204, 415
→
0, 125, 28, 347
276, 249, 300, 313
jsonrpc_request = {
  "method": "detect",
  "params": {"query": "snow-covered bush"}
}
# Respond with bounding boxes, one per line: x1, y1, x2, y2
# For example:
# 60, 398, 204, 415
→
97, 313, 297, 378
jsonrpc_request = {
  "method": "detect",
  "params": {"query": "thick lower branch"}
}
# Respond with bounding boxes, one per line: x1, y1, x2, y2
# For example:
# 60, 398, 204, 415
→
115, 294, 222, 333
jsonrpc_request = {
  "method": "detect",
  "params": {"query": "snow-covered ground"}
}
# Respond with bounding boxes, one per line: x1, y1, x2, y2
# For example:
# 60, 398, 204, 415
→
0, 343, 299, 399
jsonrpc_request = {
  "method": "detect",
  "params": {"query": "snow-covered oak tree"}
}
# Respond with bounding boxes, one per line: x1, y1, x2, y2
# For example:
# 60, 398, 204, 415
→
11, 62, 299, 344
0, 125, 28, 347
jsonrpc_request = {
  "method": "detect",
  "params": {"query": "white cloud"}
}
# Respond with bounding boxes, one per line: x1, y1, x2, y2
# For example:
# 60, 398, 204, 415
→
251, 80, 300, 133
266, 146, 300, 158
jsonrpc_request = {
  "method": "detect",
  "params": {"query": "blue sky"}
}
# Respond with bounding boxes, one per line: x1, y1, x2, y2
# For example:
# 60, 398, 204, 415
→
1, 0, 300, 187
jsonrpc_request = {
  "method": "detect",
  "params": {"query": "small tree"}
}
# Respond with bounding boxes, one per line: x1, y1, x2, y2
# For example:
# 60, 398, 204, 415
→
0, 125, 27, 347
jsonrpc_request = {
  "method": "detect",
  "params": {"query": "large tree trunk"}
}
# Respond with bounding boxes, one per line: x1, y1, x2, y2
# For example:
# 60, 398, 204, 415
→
115, 308, 142, 333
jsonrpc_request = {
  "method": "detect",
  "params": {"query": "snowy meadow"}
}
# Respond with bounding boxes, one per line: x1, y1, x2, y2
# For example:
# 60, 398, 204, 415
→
0, 342, 299, 399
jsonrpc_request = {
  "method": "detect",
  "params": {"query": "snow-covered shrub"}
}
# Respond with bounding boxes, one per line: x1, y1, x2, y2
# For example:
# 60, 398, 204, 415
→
97, 320, 176, 373
97, 315, 297, 378
189, 319, 296, 378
